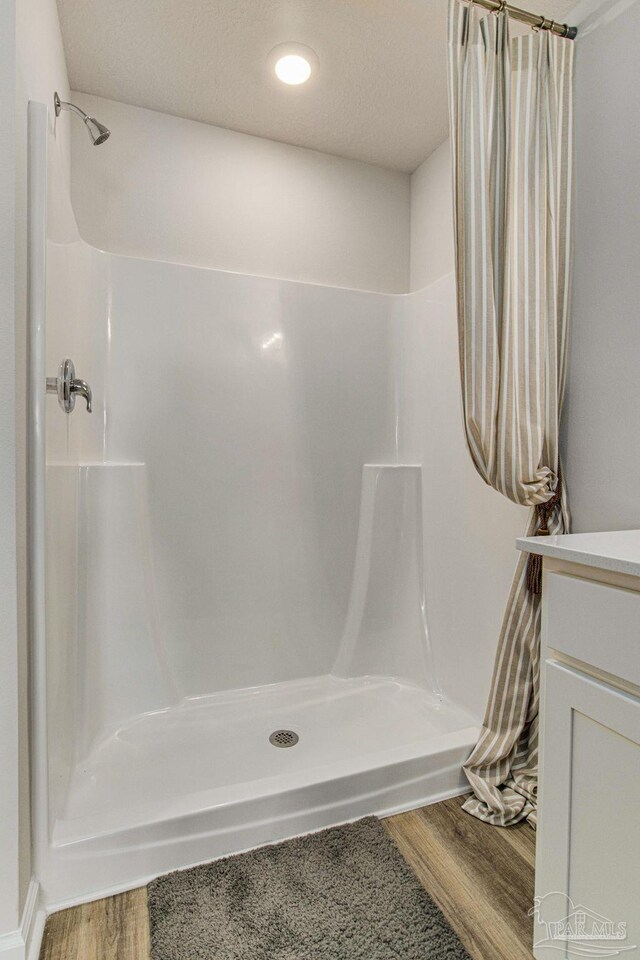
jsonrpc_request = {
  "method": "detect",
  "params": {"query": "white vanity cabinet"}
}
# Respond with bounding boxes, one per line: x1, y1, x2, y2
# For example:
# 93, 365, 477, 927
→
517, 531, 640, 960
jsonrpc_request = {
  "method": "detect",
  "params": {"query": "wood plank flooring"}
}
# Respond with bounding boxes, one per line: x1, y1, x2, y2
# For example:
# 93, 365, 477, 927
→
39, 888, 150, 960
384, 796, 535, 960
39, 794, 535, 960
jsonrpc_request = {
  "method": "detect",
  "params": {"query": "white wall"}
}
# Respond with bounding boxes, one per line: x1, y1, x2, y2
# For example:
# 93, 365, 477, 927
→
69, 94, 411, 294
0, 0, 21, 940
562, 0, 640, 532
410, 138, 454, 291
12, 0, 72, 928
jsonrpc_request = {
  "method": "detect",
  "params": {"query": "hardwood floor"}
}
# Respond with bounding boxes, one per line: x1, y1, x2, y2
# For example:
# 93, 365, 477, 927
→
384, 795, 535, 960
39, 888, 149, 960
39, 795, 535, 960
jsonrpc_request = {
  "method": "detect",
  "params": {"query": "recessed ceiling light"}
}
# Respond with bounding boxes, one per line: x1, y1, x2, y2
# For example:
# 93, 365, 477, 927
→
269, 43, 318, 87
275, 54, 312, 85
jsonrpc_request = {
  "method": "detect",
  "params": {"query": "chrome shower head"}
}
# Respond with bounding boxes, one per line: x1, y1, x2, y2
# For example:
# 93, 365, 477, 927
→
83, 116, 111, 146
54, 92, 111, 145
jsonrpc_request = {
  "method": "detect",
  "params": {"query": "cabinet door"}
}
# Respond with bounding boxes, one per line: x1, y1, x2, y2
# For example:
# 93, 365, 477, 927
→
534, 661, 640, 960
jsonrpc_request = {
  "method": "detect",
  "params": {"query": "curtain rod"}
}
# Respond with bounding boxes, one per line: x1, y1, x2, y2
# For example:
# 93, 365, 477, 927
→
463, 0, 578, 38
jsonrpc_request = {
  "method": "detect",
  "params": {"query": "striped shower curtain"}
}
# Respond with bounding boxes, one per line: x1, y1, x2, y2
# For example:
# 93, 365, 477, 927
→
447, 0, 574, 826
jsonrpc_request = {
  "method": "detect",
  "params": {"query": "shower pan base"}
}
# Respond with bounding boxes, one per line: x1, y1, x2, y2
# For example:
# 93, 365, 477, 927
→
42, 674, 477, 909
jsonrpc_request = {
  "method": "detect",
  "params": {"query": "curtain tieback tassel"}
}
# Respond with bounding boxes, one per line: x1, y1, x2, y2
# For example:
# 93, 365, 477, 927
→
526, 472, 562, 595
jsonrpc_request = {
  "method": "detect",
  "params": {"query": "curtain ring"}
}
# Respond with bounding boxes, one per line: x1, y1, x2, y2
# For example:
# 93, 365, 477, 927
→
494, 0, 507, 14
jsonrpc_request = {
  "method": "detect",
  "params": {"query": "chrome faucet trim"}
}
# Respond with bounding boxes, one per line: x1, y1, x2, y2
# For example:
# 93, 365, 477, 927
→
71, 378, 92, 413
46, 358, 92, 414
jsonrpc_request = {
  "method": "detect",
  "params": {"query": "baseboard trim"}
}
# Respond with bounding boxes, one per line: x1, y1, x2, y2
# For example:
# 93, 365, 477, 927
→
25, 911, 45, 960
0, 880, 43, 960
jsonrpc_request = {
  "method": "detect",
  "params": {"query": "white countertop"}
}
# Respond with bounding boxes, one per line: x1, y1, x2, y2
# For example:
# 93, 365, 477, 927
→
517, 529, 640, 578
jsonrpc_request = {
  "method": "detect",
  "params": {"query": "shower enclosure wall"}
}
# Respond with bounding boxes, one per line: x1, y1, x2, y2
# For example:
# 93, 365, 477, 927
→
29, 101, 525, 908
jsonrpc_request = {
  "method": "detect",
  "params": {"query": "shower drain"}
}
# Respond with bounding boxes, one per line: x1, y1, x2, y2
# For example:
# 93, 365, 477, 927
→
269, 729, 299, 748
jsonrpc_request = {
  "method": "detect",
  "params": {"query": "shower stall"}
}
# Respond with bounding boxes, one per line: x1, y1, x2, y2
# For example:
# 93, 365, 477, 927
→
29, 101, 524, 908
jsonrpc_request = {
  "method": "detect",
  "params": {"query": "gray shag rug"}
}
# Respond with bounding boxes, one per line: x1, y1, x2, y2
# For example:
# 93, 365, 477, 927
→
148, 817, 471, 959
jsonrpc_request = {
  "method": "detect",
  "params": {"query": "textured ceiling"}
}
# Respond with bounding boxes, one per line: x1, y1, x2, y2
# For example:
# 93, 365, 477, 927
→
57, 0, 577, 172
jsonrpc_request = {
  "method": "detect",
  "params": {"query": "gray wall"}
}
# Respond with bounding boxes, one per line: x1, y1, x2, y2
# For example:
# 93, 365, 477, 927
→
562, 0, 640, 532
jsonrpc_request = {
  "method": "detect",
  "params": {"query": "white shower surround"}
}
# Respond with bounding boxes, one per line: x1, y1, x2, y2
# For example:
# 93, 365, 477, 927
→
30, 101, 526, 909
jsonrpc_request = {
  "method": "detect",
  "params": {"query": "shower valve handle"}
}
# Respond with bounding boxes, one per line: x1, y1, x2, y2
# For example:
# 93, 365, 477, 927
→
46, 358, 92, 414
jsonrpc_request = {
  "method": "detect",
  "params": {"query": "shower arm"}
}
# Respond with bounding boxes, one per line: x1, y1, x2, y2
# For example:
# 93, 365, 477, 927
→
53, 92, 111, 145
53, 94, 88, 122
